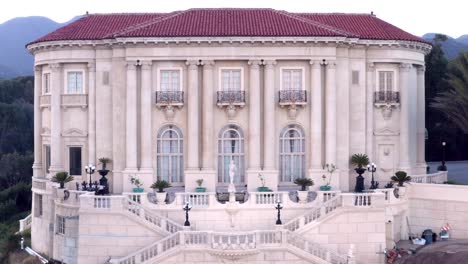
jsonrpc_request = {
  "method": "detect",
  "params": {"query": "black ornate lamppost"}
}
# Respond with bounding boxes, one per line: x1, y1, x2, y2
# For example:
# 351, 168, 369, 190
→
183, 202, 192, 227
275, 200, 283, 225
367, 163, 378, 189
440, 141, 447, 171
84, 164, 96, 191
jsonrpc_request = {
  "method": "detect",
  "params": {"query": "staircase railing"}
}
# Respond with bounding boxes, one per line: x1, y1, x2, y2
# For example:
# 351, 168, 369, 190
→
284, 194, 341, 232
109, 229, 349, 264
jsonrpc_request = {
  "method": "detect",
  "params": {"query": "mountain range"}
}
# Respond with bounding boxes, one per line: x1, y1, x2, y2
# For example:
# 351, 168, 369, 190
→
0, 16, 466, 79
0, 16, 80, 79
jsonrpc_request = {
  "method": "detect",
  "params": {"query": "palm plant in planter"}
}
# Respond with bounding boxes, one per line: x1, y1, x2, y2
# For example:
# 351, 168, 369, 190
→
98, 157, 112, 170
294, 177, 314, 204
130, 176, 144, 192
257, 174, 271, 192
195, 179, 206, 192
391, 171, 411, 187
351, 154, 370, 192
52, 171, 74, 189
97, 157, 112, 191
151, 180, 172, 205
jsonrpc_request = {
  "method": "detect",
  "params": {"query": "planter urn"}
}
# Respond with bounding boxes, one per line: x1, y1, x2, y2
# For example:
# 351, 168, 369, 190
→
297, 190, 309, 204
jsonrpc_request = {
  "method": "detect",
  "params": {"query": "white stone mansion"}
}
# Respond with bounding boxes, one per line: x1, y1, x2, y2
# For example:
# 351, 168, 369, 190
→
24, 9, 466, 264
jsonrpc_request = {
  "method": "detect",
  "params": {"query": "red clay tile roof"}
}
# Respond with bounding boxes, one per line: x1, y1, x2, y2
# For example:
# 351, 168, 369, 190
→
29, 8, 427, 45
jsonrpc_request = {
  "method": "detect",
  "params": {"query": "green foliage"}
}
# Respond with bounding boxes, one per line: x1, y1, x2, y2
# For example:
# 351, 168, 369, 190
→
98, 157, 112, 170
130, 176, 143, 188
350, 154, 370, 168
0, 152, 33, 190
151, 180, 172, 193
51, 171, 73, 188
196, 179, 203, 187
432, 52, 468, 134
293, 177, 314, 191
391, 171, 411, 186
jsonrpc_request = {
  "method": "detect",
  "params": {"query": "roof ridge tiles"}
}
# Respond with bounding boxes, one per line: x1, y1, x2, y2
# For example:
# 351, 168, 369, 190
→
107, 10, 188, 38
272, 10, 358, 37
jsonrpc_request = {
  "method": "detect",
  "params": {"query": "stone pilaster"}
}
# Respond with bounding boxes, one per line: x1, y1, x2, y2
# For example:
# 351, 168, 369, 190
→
308, 60, 324, 189
246, 59, 262, 190
325, 61, 337, 165
87, 62, 96, 166
262, 60, 279, 191
33, 66, 43, 177
125, 61, 138, 171
416, 66, 426, 172
366, 63, 376, 162
399, 63, 412, 171
48, 63, 63, 176
200, 60, 216, 192
140, 61, 153, 172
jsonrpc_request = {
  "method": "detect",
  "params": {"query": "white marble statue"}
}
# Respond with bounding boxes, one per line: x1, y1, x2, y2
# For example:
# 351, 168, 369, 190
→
228, 159, 236, 193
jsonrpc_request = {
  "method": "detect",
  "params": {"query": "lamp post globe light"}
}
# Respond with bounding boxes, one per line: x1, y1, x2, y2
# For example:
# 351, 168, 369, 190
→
367, 163, 378, 189
183, 202, 192, 227
85, 164, 96, 190
275, 200, 283, 225
439, 141, 447, 171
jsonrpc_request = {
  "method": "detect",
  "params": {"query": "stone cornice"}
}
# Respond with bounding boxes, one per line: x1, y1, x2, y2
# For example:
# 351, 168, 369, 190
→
27, 37, 432, 55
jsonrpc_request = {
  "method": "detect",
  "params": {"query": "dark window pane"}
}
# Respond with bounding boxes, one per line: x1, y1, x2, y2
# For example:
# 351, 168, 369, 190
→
69, 147, 82, 175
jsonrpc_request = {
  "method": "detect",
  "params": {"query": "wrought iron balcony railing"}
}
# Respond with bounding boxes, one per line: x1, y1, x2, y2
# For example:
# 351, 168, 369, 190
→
155, 91, 184, 105
374, 91, 400, 104
278, 90, 307, 105
217, 91, 246, 105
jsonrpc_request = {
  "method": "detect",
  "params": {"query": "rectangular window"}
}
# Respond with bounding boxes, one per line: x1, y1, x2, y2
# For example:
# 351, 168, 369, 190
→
56, 215, 65, 235
282, 69, 303, 90
69, 147, 82, 176
221, 69, 242, 91
378, 71, 394, 92
160, 70, 180, 91
45, 145, 51, 174
43, 73, 50, 94
67, 71, 83, 94
34, 194, 43, 217
352, 70, 359, 85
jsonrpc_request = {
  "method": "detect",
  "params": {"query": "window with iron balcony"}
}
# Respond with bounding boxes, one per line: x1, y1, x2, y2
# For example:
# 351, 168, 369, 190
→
217, 69, 245, 106
279, 69, 307, 106
374, 71, 400, 105
155, 69, 184, 106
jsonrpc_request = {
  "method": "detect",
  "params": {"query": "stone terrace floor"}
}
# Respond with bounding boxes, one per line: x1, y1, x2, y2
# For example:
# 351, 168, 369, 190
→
395, 240, 468, 264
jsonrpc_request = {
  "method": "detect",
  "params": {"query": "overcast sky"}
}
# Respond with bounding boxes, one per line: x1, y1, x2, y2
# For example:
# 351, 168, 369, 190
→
1, 0, 465, 38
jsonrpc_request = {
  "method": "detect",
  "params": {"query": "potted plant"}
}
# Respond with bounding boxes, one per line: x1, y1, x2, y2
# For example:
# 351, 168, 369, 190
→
130, 176, 144, 193
52, 171, 74, 199
98, 157, 112, 192
195, 179, 206, 192
391, 171, 411, 197
294, 177, 314, 203
351, 154, 369, 192
151, 180, 172, 205
257, 174, 271, 192
320, 163, 336, 191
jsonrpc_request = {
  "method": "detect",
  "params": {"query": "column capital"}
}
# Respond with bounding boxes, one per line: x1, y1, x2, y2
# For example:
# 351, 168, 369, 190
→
186, 60, 200, 69
417, 65, 426, 73
366, 62, 375, 72
140, 60, 153, 70
50, 63, 61, 72
309, 60, 322, 68
324, 60, 337, 69
399, 63, 412, 72
263, 60, 277, 68
248, 60, 262, 68
126, 61, 137, 70
87, 62, 96, 72
201, 60, 215, 68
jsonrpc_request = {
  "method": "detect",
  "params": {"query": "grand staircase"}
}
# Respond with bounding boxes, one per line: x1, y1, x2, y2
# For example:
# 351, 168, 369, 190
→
105, 192, 351, 264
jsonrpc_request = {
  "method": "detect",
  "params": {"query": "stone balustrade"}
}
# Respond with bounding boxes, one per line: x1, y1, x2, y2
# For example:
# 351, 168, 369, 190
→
61, 94, 88, 109
109, 228, 349, 264
19, 214, 32, 233
32, 177, 48, 191
39, 95, 51, 108
341, 192, 385, 208
411, 171, 447, 184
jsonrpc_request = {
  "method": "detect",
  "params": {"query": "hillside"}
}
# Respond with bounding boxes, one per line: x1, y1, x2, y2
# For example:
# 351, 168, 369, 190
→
423, 33, 468, 59
0, 16, 80, 79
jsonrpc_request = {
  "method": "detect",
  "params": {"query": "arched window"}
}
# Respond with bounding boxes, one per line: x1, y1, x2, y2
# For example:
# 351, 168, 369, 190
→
218, 125, 245, 183
279, 125, 305, 182
157, 125, 183, 183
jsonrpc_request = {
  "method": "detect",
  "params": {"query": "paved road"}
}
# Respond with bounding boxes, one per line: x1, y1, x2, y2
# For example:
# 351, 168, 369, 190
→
427, 161, 468, 184
395, 240, 468, 264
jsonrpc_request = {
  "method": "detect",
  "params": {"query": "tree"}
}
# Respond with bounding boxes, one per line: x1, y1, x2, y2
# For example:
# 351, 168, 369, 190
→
432, 52, 468, 134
